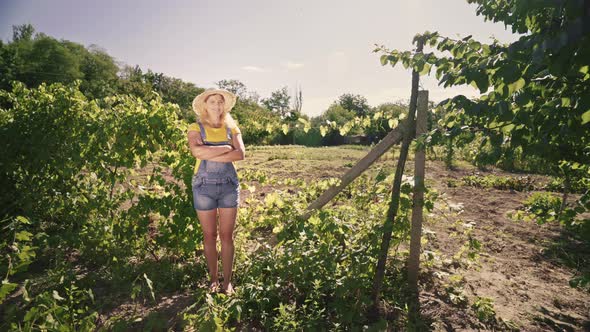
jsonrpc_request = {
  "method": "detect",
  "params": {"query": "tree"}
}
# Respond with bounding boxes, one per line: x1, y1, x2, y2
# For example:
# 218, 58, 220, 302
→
261, 86, 291, 118
1, 24, 211, 118
216, 79, 262, 104
231, 100, 282, 144
216, 79, 247, 99
1, 25, 119, 100
376, 0, 590, 237
22, 35, 83, 87
379, 2, 589, 170
117, 65, 153, 100
365, 102, 408, 142
12, 24, 34, 42
311, 103, 362, 145
292, 84, 303, 114
321, 103, 356, 125
78, 44, 119, 99
337, 93, 370, 116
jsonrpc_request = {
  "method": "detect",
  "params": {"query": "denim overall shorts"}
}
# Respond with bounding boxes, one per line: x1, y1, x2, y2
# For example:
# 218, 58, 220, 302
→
191, 122, 240, 211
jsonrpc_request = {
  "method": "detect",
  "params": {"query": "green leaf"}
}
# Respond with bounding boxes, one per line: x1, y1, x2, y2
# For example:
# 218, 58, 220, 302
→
52, 290, 65, 301
473, 74, 489, 94
303, 123, 310, 133
402, 58, 410, 69
16, 216, 30, 224
339, 122, 351, 136
419, 63, 432, 75
501, 123, 515, 134
582, 110, 590, 125
0, 281, 18, 304
494, 83, 509, 98
143, 273, 155, 302
561, 97, 571, 107
15, 231, 33, 242
508, 78, 526, 94
388, 118, 399, 129
281, 124, 289, 135
387, 55, 399, 67
265, 123, 274, 133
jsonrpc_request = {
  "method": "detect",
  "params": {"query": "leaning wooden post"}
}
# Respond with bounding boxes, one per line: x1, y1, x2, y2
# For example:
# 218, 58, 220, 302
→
407, 90, 428, 320
300, 125, 403, 220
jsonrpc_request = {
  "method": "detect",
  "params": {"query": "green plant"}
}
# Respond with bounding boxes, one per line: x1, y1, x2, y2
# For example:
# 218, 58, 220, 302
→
544, 175, 589, 194
11, 278, 98, 332
462, 174, 535, 191
569, 274, 590, 292
450, 220, 482, 268
444, 274, 468, 306
472, 296, 496, 324
0, 216, 41, 304
523, 192, 562, 223
376, 0, 590, 244
183, 292, 243, 331
130, 273, 156, 305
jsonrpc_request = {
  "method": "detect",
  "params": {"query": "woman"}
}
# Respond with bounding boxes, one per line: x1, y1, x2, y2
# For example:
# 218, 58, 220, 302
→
187, 88, 245, 295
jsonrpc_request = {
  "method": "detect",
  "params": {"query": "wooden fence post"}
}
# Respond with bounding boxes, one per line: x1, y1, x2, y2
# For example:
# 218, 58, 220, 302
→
407, 90, 428, 320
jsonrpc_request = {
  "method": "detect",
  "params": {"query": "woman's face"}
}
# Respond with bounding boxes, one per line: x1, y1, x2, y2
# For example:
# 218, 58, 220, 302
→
205, 94, 225, 121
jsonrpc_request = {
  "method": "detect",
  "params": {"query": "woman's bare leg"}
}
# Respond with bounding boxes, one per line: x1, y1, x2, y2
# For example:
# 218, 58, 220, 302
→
197, 209, 219, 286
218, 207, 237, 292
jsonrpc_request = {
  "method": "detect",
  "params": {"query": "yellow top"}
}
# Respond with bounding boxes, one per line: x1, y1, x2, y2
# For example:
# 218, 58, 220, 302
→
188, 122, 241, 174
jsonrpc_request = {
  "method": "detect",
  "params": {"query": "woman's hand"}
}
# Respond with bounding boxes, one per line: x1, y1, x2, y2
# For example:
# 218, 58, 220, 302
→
195, 134, 204, 145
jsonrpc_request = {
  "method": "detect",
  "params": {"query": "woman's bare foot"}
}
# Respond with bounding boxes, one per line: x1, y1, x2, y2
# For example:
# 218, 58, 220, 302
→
208, 280, 220, 293
222, 282, 235, 295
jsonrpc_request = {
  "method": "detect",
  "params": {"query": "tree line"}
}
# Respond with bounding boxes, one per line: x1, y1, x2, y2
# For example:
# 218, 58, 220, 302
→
0, 24, 414, 146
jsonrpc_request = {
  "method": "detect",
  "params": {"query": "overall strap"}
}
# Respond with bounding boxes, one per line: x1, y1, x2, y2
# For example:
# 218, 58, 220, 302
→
226, 126, 232, 141
197, 121, 207, 142
196, 121, 209, 172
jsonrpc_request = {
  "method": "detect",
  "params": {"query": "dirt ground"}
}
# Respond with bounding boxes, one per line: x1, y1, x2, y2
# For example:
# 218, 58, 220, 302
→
416, 160, 590, 331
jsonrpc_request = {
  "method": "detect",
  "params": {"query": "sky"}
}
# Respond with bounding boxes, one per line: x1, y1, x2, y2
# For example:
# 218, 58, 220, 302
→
0, 0, 519, 117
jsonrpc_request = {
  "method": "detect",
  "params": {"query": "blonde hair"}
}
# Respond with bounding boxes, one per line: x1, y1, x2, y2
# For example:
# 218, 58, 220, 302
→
197, 93, 238, 129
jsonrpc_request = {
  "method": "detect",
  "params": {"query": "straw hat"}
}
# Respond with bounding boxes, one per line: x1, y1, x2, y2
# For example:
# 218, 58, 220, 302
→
192, 88, 237, 115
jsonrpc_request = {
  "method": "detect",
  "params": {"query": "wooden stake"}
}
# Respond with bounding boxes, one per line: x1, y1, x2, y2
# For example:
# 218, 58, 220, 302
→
407, 90, 428, 320
370, 37, 425, 319
301, 125, 403, 219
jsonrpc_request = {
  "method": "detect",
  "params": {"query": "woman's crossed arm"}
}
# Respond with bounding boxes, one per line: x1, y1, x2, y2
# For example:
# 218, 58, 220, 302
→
207, 132, 245, 162
187, 131, 232, 159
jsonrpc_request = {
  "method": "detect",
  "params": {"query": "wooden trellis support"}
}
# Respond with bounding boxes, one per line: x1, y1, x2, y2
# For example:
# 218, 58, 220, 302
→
300, 124, 403, 219
301, 91, 429, 220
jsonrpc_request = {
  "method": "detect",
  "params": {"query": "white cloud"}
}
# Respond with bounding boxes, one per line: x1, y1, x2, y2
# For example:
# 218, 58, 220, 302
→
241, 66, 268, 72
281, 61, 304, 70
